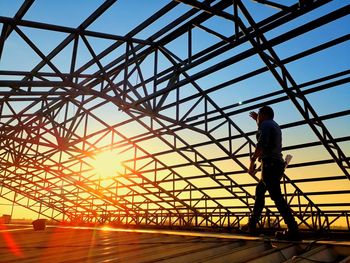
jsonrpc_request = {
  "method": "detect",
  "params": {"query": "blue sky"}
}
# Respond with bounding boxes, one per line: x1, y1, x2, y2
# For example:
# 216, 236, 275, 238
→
0, 0, 349, 139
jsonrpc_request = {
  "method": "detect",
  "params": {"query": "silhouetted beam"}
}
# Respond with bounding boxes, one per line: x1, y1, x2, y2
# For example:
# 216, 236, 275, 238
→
0, 16, 153, 45
251, 0, 288, 10
0, 90, 83, 97
0, 70, 96, 79
0, 80, 69, 88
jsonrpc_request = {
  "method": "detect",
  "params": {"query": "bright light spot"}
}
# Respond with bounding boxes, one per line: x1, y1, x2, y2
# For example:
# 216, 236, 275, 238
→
92, 151, 122, 178
238, 101, 243, 105
101, 226, 113, 231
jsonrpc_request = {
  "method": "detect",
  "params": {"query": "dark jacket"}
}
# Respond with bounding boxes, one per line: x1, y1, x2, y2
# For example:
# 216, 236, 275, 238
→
256, 119, 283, 161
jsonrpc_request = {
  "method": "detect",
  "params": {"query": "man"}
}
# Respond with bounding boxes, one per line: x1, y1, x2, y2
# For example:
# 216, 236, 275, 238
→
245, 106, 300, 240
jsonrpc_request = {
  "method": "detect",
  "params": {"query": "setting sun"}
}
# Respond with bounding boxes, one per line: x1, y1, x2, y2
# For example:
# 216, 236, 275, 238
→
92, 151, 122, 178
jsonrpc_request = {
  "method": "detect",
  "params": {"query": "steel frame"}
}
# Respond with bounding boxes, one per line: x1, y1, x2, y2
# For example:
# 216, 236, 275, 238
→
0, 0, 349, 231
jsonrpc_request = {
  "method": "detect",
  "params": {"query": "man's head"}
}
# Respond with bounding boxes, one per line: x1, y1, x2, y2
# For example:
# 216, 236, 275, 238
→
257, 106, 274, 124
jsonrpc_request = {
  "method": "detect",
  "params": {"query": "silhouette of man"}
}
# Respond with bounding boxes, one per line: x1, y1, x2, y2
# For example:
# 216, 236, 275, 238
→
245, 106, 300, 240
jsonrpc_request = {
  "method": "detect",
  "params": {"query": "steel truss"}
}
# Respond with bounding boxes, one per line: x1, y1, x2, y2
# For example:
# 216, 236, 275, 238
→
0, 0, 349, 231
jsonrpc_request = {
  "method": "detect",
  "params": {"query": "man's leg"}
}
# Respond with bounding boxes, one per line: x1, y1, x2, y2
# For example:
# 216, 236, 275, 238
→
263, 160, 299, 239
269, 185, 300, 240
249, 180, 267, 230
268, 184, 298, 231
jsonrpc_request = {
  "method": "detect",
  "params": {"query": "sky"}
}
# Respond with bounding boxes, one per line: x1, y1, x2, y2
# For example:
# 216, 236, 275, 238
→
0, 0, 349, 228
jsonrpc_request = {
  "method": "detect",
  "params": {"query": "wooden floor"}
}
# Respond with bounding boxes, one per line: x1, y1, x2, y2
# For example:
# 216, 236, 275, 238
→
0, 225, 349, 262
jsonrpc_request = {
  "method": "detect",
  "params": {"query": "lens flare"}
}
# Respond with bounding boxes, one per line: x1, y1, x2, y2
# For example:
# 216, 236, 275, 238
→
0, 223, 23, 257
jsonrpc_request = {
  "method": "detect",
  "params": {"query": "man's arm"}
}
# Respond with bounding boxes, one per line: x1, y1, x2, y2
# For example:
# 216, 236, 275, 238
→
248, 121, 271, 175
248, 147, 262, 175
248, 111, 259, 175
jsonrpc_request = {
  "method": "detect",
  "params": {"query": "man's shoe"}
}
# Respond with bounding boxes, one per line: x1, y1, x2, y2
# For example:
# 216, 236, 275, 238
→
275, 229, 301, 241
240, 222, 258, 235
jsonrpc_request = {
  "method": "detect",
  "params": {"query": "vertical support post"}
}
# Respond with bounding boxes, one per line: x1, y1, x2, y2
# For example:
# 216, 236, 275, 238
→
188, 25, 192, 64
123, 42, 129, 104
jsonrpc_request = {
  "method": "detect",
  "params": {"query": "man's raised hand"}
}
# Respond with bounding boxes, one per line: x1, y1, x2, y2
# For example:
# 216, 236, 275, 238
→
249, 111, 258, 121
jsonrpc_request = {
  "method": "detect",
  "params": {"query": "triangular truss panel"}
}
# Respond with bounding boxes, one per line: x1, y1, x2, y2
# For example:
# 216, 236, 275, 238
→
0, 0, 349, 231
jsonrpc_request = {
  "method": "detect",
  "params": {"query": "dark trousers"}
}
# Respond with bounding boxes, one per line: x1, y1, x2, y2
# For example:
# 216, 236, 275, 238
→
250, 158, 298, 231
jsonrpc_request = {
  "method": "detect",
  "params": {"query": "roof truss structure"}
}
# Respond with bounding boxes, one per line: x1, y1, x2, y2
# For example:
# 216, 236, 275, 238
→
0, 0, 349, 231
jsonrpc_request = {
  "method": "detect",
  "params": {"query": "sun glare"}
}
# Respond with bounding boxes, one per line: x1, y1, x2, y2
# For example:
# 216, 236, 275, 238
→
92, 151, 122, 178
